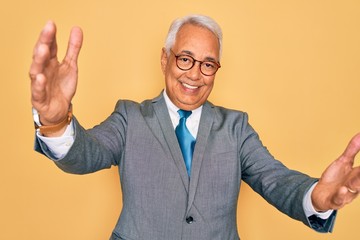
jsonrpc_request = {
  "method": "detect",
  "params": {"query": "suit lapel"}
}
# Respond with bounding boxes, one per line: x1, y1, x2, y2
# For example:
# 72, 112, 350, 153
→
147, 93, 190, 192
143, 92, 215, 207
187, 102, 214, 212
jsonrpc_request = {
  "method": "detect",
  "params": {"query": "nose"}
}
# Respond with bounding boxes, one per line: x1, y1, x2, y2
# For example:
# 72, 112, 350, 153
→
186, 62, 202, 81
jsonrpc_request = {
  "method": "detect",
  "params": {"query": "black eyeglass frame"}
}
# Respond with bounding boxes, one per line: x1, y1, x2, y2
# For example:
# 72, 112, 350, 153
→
170, 49, 221, 76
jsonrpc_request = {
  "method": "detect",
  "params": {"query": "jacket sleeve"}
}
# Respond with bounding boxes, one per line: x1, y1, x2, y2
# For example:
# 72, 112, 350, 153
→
238, 113, 335, 233
34, 100, 128, 174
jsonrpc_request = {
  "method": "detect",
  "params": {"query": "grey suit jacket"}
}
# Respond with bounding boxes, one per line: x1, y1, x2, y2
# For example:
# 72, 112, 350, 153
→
35, 92, 336, 239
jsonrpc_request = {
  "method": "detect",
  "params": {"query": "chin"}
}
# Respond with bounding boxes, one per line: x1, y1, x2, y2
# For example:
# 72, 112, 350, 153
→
179, 99, 203, 109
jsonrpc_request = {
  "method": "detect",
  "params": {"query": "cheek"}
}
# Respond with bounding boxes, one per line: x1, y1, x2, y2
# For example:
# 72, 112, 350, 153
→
197, 79, 214, 101
166, 65, 183, 81
202, 78, 215, 97
165, 70, 182, 92
203, 84, 214, 98
204, 77, 215, 88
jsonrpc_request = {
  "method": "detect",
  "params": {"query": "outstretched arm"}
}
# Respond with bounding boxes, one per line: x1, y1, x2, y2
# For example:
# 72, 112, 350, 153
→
312, 133, 360, 211
29, 21, 83, 137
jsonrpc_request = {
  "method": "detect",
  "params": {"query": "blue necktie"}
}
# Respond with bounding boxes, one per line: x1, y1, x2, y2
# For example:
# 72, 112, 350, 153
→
175, 110, 196, 176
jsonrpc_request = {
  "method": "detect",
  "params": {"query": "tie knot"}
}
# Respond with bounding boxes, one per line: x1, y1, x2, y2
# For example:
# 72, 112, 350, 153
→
178, 109, 192, 119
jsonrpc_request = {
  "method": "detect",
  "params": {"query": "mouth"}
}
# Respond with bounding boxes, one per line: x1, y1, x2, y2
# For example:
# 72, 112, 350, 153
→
182, 82, 200, 90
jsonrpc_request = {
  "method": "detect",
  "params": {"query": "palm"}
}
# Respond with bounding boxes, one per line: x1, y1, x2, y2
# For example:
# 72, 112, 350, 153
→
312, 133, 360, 211
30, 21, 83, 125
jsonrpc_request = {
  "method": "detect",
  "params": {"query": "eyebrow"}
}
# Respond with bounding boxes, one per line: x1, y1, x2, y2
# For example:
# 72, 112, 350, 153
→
179, 50, 218, 63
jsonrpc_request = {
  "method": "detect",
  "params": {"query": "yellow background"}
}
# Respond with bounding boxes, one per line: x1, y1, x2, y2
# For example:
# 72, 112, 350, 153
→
1, 0, 359, 239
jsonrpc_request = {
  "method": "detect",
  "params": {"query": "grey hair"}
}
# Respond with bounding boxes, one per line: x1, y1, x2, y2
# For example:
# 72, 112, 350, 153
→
164, 14, 223, 59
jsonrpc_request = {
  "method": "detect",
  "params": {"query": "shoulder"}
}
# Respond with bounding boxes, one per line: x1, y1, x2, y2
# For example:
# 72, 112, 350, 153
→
112, 98, 151, 114
206, 101, 249, 123
113, 92, 163, 113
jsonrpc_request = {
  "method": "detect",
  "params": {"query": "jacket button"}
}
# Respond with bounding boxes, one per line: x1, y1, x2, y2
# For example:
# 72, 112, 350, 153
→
186, 216, 194, 224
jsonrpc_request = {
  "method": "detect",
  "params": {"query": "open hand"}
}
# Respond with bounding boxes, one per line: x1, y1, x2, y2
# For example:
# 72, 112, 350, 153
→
29, 21, 83, 132
312, 133, 360, 211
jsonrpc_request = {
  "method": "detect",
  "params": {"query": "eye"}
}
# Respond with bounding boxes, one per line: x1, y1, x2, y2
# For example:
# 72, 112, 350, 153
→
203, 62, 216, 69
178, 55, 192, 63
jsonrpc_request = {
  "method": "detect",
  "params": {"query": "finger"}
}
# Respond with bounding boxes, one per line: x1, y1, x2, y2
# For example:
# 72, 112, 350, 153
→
29, 43, 51, 79
29, 21, 58, 77
31, 73, 47, 106
341, 133, 360, 163
339, 133, 360, 165
36, 21, 58, 59
64, 26, 83, 65
347, 167, 360, 191
332, 186, 348, 208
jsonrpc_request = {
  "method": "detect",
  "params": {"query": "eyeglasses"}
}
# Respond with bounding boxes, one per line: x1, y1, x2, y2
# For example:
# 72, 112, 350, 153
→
170, 49, 221, 76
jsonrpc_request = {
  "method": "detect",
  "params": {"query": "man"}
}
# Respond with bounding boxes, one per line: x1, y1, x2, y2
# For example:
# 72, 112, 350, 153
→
30, 14, 360, 239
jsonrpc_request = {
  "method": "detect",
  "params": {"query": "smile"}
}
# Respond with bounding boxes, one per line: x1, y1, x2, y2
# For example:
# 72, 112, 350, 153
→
182, 82, 199, 89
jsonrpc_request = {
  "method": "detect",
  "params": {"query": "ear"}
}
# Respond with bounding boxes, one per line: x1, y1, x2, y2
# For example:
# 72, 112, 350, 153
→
160, 47, 168, 74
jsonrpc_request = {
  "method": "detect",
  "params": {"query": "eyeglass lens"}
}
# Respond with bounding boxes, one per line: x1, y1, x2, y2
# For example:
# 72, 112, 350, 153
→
172, 50, 220, 76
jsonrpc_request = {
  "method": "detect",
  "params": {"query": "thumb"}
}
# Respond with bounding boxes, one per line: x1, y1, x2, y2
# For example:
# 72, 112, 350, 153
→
341, 133, 360, 164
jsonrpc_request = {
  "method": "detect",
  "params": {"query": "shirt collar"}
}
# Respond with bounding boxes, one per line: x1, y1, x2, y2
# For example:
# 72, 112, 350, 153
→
163, 90, 203, 118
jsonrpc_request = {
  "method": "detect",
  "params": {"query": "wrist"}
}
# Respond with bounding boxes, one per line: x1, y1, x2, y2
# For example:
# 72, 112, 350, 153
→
311, 182, 331, 212
33, 105, 73, 136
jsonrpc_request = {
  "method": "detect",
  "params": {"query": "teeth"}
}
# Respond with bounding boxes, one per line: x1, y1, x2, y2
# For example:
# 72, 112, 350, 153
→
182, 83, 198, 89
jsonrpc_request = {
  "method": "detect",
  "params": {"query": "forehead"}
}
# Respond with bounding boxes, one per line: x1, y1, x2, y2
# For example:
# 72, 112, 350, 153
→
173, 24, 220, 59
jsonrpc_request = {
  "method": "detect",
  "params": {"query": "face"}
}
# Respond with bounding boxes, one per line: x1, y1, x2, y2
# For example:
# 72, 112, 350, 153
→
161, 24, 220, 110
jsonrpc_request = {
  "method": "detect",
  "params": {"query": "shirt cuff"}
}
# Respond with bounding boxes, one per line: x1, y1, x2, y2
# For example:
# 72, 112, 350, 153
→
36, 120, 75, 159
303, 182, 334, 219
